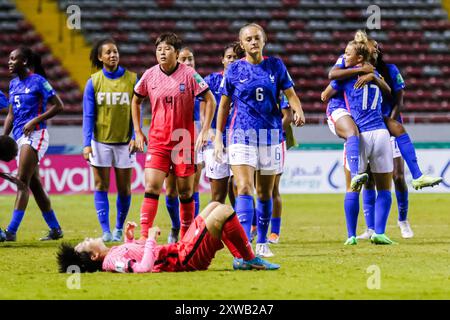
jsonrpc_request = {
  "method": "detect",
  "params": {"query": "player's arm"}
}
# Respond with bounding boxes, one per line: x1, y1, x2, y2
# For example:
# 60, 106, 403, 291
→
281, 107, 293, 131
3, 105, 14, 136
82, 79, 95, 161
213, 95, 231, 162
23, 94, 64, 137
390, 89, 404, 120
131, 94, 147, 152
0, 172, 26, 191
195, 90, 216, 152
283, 87, 305, 127
328, 63, 374, 80
129, 227, 160, 273
321, 84, 337, 103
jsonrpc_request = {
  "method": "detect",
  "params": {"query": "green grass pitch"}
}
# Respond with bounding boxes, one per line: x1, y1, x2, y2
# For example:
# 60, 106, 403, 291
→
0, 193, 449, 299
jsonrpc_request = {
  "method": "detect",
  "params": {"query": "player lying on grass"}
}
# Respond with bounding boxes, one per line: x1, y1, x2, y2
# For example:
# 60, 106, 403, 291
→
57, 202, 280, 273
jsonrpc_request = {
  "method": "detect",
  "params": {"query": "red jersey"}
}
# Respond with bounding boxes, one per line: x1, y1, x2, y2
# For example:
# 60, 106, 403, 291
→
134, 63, 209, 150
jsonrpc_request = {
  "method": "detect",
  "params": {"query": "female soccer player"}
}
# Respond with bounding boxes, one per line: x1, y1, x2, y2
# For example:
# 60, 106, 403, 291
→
328, 38, 396, 245
56, 202, 280, 273
131, 33, 216, 241
202, 43, 240, 204
2, 47, 64, 241
82, 38, 137, 242
214, 23, 305, 257
164, 47, 204, 244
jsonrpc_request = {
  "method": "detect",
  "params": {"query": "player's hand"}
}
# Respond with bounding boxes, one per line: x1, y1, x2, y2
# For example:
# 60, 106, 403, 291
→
213, 136, 224, 163
125, 221, 137, 241
148, 227, 161, 241
354, 73, 375, 89
320, 90, 329, 103
82, 146, 92, 162
359, 63, 374, 75
195, 128, 208, 153
135, 130, 148, 152
0, 173, 27, 191
23, 119, 37, 137
293, 109, 305, 127
128, 140, 137, 154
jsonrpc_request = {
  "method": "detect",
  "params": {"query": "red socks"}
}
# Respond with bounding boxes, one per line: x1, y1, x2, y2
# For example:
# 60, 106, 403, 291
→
140, 194, 159, 238
221, 212, 255, 261
180, 197, 195, 239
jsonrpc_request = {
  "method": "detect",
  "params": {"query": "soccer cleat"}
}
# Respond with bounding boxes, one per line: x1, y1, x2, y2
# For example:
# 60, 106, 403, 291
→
398, 220, 414, 239
102, 231, 113, 242
112, 228, 123, 242
411, 175, 443, 190
232, 258, 251, 270
255, 243, 274, 257
4, 229, 16, 242
0, 228, 6, 242
350, 173, 369, 192
344, 236, 357, 245
268, 233, 280, 244
370, 233, 397, 245
167, 228, 179, 244
39, 228, 64, 241
250, 225, 257, 243
243, 256, 280, 270
356, 228, 375, 240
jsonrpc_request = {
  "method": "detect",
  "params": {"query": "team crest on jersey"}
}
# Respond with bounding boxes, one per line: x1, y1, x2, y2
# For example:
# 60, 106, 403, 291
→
194, 73, 208, 89
269, 74, 275, 83
179, 83, 185, 93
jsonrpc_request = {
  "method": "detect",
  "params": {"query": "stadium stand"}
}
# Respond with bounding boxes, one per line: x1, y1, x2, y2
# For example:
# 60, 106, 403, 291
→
1, 0, 449, 125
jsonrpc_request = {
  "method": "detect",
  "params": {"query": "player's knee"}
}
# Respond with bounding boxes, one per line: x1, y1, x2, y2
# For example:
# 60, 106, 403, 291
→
237, 184, 253, 196
95, 181, 109, 192
165, 187, 178, 198
178, 190, 193, 201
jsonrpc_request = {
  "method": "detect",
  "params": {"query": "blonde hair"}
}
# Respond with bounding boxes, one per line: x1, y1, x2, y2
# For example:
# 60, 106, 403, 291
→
353, 29, 378, 62
347, 40, 371, 62
239, 23, 267, 42
353, 29, 369, 43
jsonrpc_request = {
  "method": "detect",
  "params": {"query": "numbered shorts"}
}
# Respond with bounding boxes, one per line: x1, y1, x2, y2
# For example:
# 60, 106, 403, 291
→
145, 147, 195, 177
16, 129, 49, 163
275, 140, 287, 175
327, 108, 351, 136
344, 129, 393, 174
177, 215, 224, 271
390, 136, 402, 159
89, 140, 135, 169
204, 147, 230, 180
228, 143, 283, 174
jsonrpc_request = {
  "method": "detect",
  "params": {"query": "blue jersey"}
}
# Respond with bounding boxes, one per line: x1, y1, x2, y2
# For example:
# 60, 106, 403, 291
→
331, 71, 385, 133
327, 54, 346, 115
381, 63, 405, 118
204, 71, 235, 147
0, 90, 8, 109
9, 73, 55, 140
221, 57, 294, 146
193, 98, 200, 122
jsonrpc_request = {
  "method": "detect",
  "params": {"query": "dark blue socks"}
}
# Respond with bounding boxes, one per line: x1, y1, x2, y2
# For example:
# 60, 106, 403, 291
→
94, 191, 110, 233
42, 209, 60, 229
235, 194, 254, 241
396, 134, 422, 179
7, 209, 25, 234
344, 192, 360, 237
346, 136, 360, 178
375, 190, 392, 234
256, 198, 273, 244
116, 194, 131, 230
165, 195, 180, 229
395, 191, 409, 222
193, 191, 200, 217
362, 189, 376, 230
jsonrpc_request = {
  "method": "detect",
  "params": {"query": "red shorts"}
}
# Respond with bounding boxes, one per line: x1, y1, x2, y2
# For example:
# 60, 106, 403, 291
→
145, 147, 196, 177
177, 216, 223, 271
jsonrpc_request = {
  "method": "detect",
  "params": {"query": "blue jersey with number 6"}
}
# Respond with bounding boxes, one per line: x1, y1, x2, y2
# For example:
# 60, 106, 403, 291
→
331, 71, 385, 133
9, 73, 56, 140
220, 56, 294, 146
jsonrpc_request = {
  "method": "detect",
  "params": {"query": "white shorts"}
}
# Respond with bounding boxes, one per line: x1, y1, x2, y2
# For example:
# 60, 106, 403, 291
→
228, 143, 283, 174
17, 129, 49, 163
89, 140, 136, 169
195, 147, 205, 165
275, 140, 287, 175
327, 108, 351, 136
391, 136, 402, 159
344, 129, 393, 174
204, 147, 230, 180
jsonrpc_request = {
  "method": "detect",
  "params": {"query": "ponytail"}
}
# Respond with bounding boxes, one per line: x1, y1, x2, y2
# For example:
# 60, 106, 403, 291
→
17, 46, 47, 78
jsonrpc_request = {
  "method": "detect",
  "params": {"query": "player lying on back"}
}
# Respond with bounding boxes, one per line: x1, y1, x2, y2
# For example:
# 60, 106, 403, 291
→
57, 202, 280, 273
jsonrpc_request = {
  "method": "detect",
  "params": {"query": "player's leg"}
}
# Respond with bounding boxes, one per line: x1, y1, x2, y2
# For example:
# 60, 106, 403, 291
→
228, 175, 236, 208
176, 173, 195, 239
165, 172, 180, 243
140, 168, 166, 238
5, 145, 37, 241
92, 166, 112, 241
358, 167, 376, 240
384, 117, 442, 189
393, 156, 413, 238
231, 164, 255, 241
193, 162, 202, 217
333, 112, 367, 190
269, 174, 282, 244
343, 166, 360, 245
113, 167, 132, 241
29, 166, 63, 240
210, 177, 229, 203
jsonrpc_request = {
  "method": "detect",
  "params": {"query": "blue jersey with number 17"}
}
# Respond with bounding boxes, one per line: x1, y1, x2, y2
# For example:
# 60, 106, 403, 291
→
331, 71, 385, 133
221, 56, 294, 146
9, 73, 56, 140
